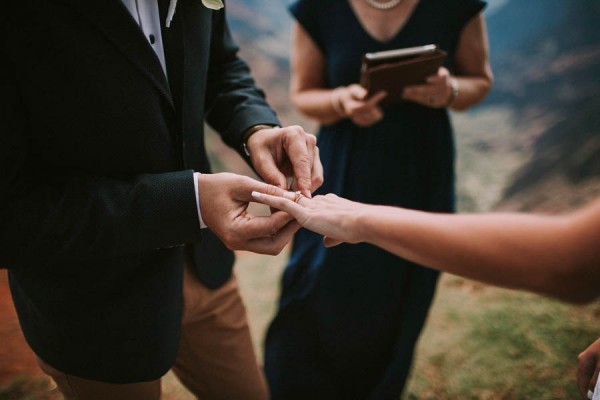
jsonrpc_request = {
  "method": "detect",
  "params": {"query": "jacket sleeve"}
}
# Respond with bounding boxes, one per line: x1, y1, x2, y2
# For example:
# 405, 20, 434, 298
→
0, 29, 203, 271
203, 6, 281, 157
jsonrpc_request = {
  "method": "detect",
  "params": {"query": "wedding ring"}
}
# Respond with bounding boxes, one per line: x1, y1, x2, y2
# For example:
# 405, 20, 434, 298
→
294, 191, 305, 203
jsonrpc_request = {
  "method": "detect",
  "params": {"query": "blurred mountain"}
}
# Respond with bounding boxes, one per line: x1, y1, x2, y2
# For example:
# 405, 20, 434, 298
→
225, 1, 295, 120
484, 0, 600, 211
222, 0, 600, 212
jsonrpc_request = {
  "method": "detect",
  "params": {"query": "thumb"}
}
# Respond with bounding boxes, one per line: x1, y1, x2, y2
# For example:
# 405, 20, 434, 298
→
348, 84, 368, 100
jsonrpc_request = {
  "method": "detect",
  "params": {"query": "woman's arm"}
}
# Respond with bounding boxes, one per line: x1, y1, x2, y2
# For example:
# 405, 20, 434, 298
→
362, 199, 600, 303
289, 22, 386, 127
251, 190, 600, 304
450, 13, 494, 110
402, 14, 493, 110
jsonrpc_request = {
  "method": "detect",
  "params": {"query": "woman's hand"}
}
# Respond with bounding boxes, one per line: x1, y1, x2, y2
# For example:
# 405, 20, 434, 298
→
251, 189, 366, 247
402, 67, 456, 109
337, 84, 387, 127
578, 337, 600, 399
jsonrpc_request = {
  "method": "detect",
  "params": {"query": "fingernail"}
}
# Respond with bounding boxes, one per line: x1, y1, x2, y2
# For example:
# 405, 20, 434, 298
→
251, 191, 262, 199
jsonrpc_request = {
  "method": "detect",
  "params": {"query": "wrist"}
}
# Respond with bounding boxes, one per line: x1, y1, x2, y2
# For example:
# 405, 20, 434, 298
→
331, 86, 347, 117
242, 124, 279, 157
446, 77, 459, 107
194, 172, 208, 229
349, 204, 376, 243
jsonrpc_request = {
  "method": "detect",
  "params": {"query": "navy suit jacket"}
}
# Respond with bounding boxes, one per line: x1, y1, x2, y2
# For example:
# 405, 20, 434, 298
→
0, 0, 279, 383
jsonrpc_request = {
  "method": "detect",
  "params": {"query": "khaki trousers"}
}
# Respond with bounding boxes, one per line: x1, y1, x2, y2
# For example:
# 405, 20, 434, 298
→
38, 260, 268, 400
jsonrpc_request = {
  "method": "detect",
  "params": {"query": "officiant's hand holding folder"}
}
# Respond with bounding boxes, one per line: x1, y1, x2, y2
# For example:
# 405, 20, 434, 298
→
360, 44, 447, 105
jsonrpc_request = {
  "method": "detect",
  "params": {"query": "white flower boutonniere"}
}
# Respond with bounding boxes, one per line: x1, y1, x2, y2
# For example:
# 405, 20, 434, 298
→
166, 0, 224, 28
202, 0, 225, 9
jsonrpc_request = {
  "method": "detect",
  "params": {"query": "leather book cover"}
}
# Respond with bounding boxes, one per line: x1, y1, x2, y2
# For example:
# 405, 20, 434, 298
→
360, 48, 447, 105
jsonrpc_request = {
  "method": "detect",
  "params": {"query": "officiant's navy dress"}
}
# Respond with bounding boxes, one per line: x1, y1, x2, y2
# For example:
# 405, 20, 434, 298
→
265, 1, 486, 399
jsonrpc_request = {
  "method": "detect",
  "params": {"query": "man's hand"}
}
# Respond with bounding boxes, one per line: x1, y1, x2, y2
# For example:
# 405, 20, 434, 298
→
578, 337, 600, 399
197, 173, 300, 255
245, 125, 323, 197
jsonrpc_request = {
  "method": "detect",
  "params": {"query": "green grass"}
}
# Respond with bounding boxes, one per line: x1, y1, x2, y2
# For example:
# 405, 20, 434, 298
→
404, 276, 600, 400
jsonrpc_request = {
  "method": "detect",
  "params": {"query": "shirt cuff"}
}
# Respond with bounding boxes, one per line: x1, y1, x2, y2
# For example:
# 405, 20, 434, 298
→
193, 172, 208, 229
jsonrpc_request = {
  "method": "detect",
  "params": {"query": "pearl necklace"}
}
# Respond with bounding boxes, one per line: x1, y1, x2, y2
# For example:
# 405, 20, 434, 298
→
364, 0, 403, 10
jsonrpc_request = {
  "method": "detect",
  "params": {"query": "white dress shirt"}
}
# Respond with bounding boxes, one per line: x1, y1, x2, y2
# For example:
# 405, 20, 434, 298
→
120, 0, 207, 229
120, 0, 168, 74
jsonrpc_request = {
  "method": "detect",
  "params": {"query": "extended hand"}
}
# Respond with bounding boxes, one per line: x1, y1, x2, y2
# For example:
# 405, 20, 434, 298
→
198, 173, 300, 255
251, 188, 364, 247
246, 125, 323, 197
578, 337, 600, 400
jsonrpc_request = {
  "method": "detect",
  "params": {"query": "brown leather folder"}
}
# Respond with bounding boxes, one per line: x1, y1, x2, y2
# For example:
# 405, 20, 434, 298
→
360, 44, 447, 105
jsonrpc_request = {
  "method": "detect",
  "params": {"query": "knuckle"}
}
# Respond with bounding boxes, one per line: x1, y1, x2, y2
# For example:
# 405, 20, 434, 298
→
288, 125, 303, 136
298, 177, 312, 188
237, 175, 250, 186
265, 184, 279, 196
296, 154, 312, 167
313, 175, 324, 187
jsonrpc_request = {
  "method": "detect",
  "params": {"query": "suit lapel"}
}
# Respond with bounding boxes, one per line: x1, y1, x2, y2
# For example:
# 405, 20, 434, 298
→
65, 0, 175, 110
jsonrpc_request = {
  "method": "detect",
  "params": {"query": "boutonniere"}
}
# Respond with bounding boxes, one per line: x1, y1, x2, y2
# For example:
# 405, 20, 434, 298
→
166, 0, 224, 28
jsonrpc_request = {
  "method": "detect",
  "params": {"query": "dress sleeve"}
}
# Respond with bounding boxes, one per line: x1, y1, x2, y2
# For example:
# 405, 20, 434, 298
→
456, 0, 486, 30
288, 0, 324, 52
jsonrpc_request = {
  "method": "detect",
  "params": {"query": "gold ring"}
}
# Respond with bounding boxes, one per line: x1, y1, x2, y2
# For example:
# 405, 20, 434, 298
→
294, 191, 305, 203
429, 96, 436, 105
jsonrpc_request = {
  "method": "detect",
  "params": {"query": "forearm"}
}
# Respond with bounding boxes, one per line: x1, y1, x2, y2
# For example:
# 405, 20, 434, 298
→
0, 170, 203, 269
292, 89, 345, 126
358, 205, 599, 303
450, 13, 494, 111
204, 11, 279, 150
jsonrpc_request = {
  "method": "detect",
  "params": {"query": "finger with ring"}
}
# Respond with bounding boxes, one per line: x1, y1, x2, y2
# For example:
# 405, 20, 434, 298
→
294, 191, 305, 203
